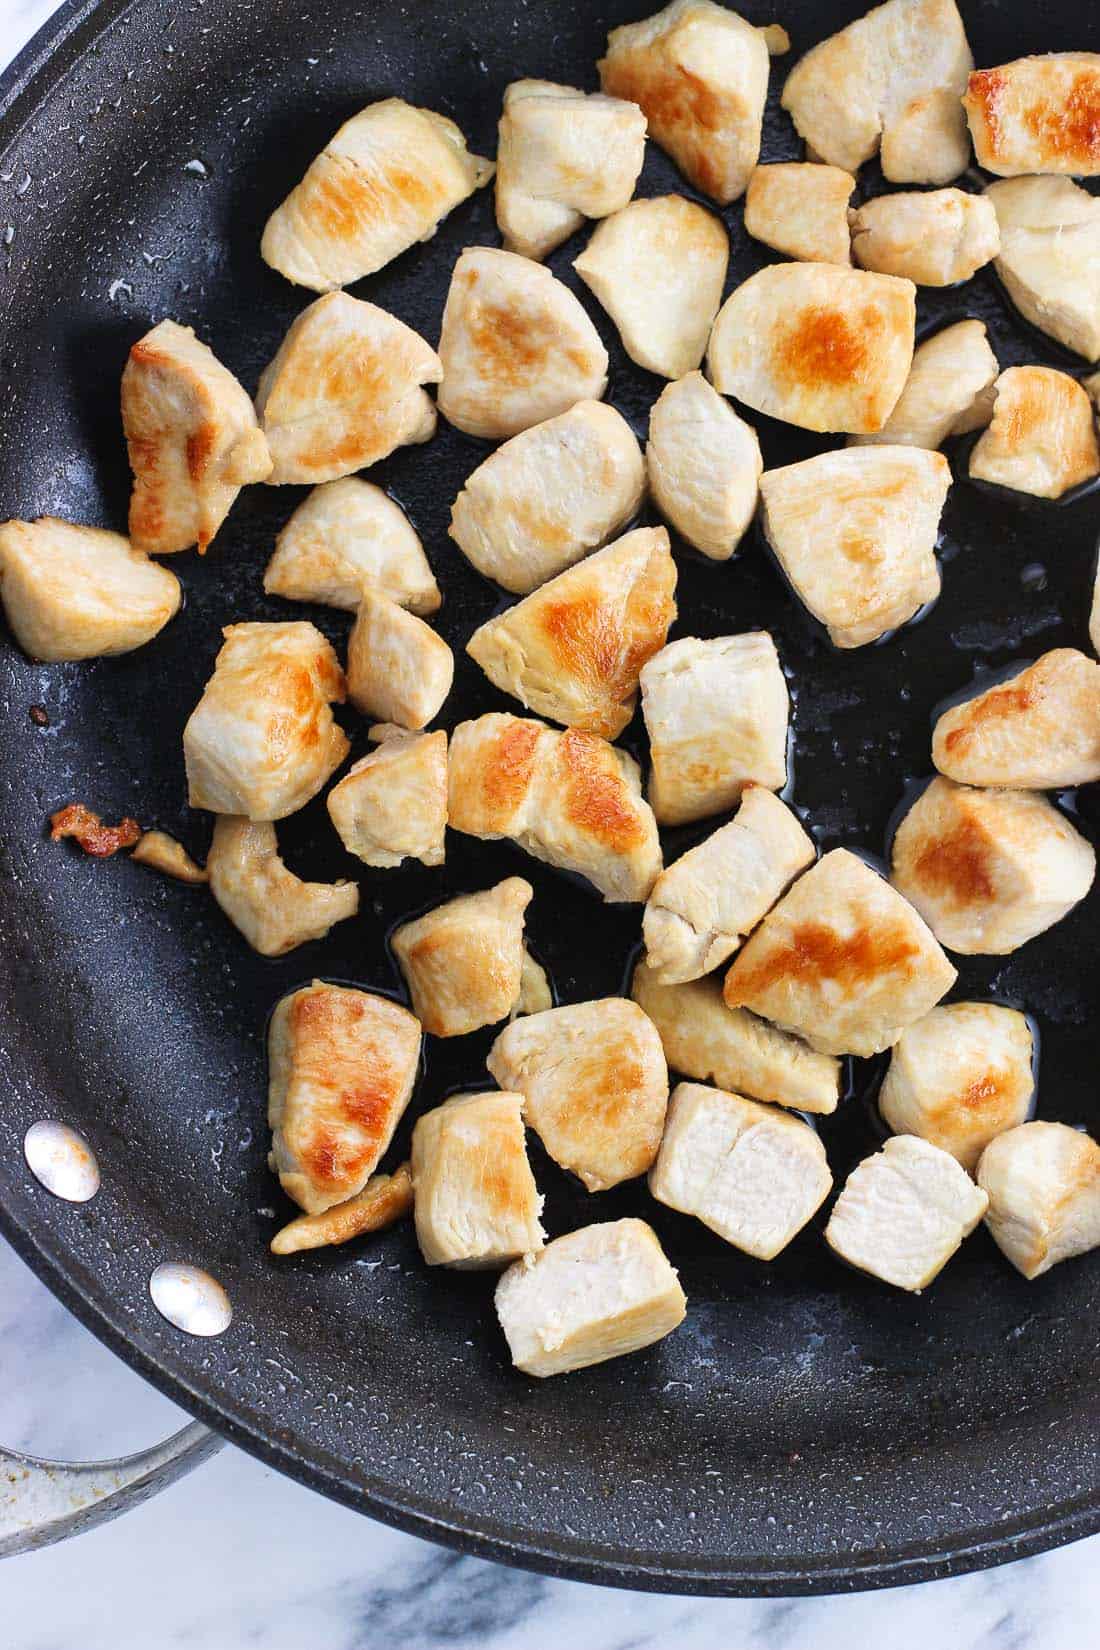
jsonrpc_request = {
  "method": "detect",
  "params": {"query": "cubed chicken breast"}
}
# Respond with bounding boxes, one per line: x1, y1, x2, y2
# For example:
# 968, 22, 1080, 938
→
0, 517, 180, 662
986, 176, 1100, 362
641, 633, 789, 827
598, 0, 771, 204
411, 1090, 545, 1268
880, 1002, 1034, 1171
183, 621, 349, 820
1091, 551, 1100, 657
964, 55, 1100, 177
268, 981, 421, 1214
650, 1081, 831, 1259
346, 590, 453, 730
450, 401, 645, 595
724, 847, 957, 1057
825, 1134, 988, 1291
573, 195, 729, 381
327, 726, 446, 869
264, 479, 440, 615
707, 263, 916, 435
466, 527, 677, 740
207, 817, 358, 955
436, 247, 608, 439
891, 777, 1095, 955
932, 650, 1100, 789
256, 293, 441, 484
495, 80, 647, 260
968, 367, 1100, 499
271, 1164, 414, 1256
758, 446, 949, 648
448, 713, 662, 903
487, 998, 668, 1192
849, 189, 999, 286
781, 0, 973, 183
849, 319, 999, 450
743, 162, 855, 265
392, 878, 536, 1038
977, 1121, 1100, 1279
646, 372, 762, 561
495, 1218, 686, 1376
632, 959, 841, 1115
261, 99, 492, 292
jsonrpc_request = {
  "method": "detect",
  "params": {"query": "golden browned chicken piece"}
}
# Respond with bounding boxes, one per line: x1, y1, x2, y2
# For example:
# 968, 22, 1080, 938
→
346, 590, 454, 730
392, 878, 538, 1038
264, 479, 440, 614
327, 726, 447, 869
977, 1122, 1100, 1279
131, 831, 208, 885
968, 367, 1100, 499
646, 373, 762, 561
964, 55, 1100, 176
932, 650, 1100, 789
271, 1164, 414, 1256
744, 163, 855, 264
411, 1091, 545, 1268
849, 189, 999, 286
849, 319, 998, 451
986, 177, 1100, 362
207, 817, 358, 955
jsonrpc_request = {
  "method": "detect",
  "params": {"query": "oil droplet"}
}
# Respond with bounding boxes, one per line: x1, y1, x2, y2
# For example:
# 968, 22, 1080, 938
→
1020, 562, 1047, 592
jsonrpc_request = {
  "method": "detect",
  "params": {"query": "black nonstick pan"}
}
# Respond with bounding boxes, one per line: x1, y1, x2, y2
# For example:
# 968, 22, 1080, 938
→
1, 0, 1098, 1596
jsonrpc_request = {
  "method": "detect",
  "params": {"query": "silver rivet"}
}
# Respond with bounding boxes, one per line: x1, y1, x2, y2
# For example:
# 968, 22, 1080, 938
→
23, 1121, 100, 1202
149, 1263, 233, 1337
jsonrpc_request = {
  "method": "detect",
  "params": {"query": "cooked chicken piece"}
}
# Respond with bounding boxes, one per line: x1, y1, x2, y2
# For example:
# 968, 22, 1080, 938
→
641, 633, 789, 827
646, 372, 762, 561
515, 952, 553, 1017
825, 1134, 987, 1291
495, 1218, 686, 1376
264, 479, 440, 615
346, 590, 453, 731
448, 714, 662, 903
327, 726, 446, 869
880, 1002, 1034, 1171
131, 830, 208, 884
780, 0, 973, 182
450, 402, 644, 596
932, 650, 1100, 789
964, 55, 1100, 177
573, 196, 729, 381
650, 1082, 831, 1259
392, 878, 536, 1038
707, 263, 916, 435
411, 1091, 545, 1268
436, 247, 608, 440
207, 817, 357, 955
849, 189, 999, 286
986, 176, 1100, 361
261, 99, 492, 292
744, 163, 854, 265
466, 527, 677, 741
724, 848, 956, 1057
487, 998, 668, 1192
1092, 557, 1100, 658
977, 1121, 1100, 1279
122, 320, 271, 555
0, 518, 180, 662
598, 1, 771, 204
495, 80, 647, 261
968, 367, 1100, 500
890, 777, 1095, 955
256, 292, 440, 485
49, 804, 140, 858
271, 1164, 414, 1256
849, 319, 998, 451
759, 446, 949, 649
643, 786, 815, 984
184, 621, 348, 820
631, 960, 841, 1115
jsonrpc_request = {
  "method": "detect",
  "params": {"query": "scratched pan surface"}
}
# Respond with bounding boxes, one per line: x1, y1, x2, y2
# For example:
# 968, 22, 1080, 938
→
0, 0, 1098, 1595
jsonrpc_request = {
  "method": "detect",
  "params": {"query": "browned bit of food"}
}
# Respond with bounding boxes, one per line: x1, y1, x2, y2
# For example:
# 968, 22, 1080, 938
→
28, 704, 49, 726
49, 803, 141, 858
131, 829, 208, 884
270, 1164, 414, 1256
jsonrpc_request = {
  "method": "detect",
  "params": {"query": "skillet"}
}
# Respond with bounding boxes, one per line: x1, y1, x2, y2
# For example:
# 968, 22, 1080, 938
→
0, 0, 1098, 1595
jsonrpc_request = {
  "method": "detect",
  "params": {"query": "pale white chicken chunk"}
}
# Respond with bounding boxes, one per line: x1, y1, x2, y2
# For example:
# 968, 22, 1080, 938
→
466, 527, 677, 741
207, 817, 358, 955
977, 1121, 1100, 1279
849, 189, 999, 286
411, 1090, 545, 1268
849, 319, 998, 451
932, 650, 1100, 789
758, 446, 949, 648
641, 633, 789, 827
646, 372, 762, 561
650, 1081, 831, 1260
964, 55, 1100, 177
880, 1002, 1034, 1171
0, 517, 180, 662
392, 877, 537, 1038
1091, 549, 1100, 657
495, 80, 647, 260
256, 292, 441, 484
743, 163, 855, 265
346, 590, 453, 731
487, 998, 668, 1192
268, 981, 421, 1214
261, 99, 492, 292
327, 726, 446, 869
436, 247, 608, 439
450, 401, 644, 595
969, 367, 1100, 499
891, 777, 1095, 955
825, 1134, 988, 1291
707, 263, 916, 435
183, 621, 349, 820
271, 1164, 414, 1256
573, 195, 729, 381
724, 848, 956, 1057
131, 831, 208, 885
495, 1218, 686, 1377
986, 176, 1100, 362
264, 479, 440, 615
879, 89, 973, 184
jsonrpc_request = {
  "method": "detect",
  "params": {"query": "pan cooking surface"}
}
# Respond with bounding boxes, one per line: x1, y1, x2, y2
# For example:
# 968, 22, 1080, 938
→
0, 0, 1098, 1593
